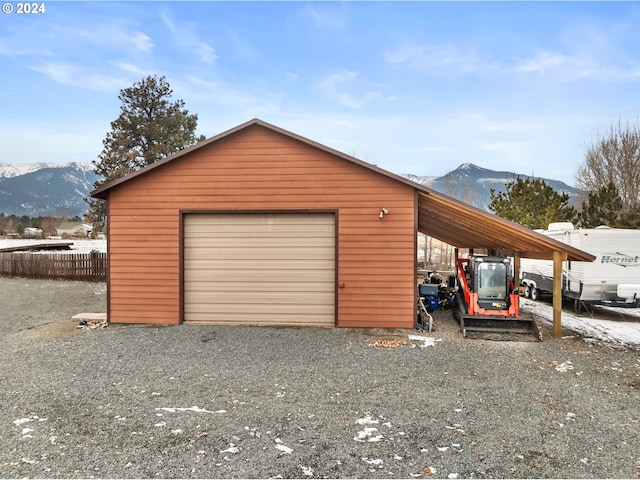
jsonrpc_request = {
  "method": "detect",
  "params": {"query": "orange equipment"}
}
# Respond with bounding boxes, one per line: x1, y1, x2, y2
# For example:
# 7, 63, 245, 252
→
455, 256, 541, 341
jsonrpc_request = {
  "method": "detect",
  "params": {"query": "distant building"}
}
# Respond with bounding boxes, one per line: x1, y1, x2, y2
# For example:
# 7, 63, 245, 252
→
23, 227, 43, 239
56, 222, 92, 238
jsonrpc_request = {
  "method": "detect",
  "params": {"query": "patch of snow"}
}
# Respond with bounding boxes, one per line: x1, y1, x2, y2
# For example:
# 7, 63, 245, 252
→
0, 239, 106, 253
356, 414, 379, 425
156, 406, 221, 414
220, 444, 240, 454
408, 335, 442, 348
555, 361, 574, 373
13, 414, 45, 426
445, 423, 465, 434
354, 427, 384, 443
275, 443, 293, 454
300, 465, 314, 476
599, 305, 640, 319
520, 298, 640, 348
0, 161, 94, 178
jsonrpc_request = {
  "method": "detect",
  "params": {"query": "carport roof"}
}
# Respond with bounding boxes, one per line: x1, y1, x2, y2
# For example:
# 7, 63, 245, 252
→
415, 189, 594, 261
92, 118, 594, 262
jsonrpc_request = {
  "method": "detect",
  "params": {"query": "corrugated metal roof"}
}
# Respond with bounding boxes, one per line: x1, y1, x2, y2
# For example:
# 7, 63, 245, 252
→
91, 118, 595, 262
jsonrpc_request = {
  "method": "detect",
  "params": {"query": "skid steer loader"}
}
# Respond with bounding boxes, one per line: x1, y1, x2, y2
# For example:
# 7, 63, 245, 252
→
454, 255, 541, 341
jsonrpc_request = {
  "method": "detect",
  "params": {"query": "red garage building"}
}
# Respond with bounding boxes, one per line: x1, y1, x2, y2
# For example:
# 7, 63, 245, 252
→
92, 119, 593, 330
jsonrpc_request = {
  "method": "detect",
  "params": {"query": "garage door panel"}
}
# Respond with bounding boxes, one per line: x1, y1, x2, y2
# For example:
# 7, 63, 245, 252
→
185, 237, 335, 253
184, 246, 335, 261
185, 260, 335, 273
188, 292, 332, 315
186, 289, 334, 301
185, 312, 333, 326
185, 280, 334, 292
186, 302, 335, 315
186, 225, 335, 236
184, 212, 335, 326
186, 270, 334, 283
186, 215, 333, 226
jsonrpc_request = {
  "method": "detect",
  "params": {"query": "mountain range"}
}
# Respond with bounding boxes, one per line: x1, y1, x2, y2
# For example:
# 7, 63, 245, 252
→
0, 162, 100, 218
404, 163, 582, 210
0, 161, 580, 218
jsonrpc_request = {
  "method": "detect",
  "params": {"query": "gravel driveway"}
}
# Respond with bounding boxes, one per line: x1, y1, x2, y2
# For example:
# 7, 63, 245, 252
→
1, 277, 639, 479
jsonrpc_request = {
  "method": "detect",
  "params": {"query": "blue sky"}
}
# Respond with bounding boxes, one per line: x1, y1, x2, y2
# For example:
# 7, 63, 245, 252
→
2, 1, 640, 185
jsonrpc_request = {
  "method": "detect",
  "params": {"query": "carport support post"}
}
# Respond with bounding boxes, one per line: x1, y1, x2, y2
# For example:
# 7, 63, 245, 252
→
513, 252, 520, 291
552, 250, 564, 338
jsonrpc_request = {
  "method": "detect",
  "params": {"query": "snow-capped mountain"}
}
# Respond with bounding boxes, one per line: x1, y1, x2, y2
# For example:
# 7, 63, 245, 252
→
0, 162, 101, 217
404, 163, 582, 210
0, 161, 94, 179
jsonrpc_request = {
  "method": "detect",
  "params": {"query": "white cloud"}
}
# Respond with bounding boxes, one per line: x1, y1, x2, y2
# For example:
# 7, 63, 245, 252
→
160, 11, 217, 63
175, 75, 258, 107
318, 71, 362, 109
0, 19, 152, 57
68, 21, 153, 53
515, 52, 572, 73
300, 4, 348, 29
513, 50, 640, 83
114, 62, 152, 77
0, 16, 154, 93
28, 61, 141, 92
385, 40, 640, 84
385, 44, 484, 73
129, 31, 154, 53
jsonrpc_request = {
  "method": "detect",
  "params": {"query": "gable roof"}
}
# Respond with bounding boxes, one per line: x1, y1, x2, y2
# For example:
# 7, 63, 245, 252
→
91, 118, 595, 262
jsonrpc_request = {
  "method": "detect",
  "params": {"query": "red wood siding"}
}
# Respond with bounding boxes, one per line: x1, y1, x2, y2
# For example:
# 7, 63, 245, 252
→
107, 125, 416, 327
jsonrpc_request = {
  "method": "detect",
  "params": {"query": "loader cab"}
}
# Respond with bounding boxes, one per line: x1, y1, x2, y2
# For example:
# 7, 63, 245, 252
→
469, 256, 512, 311
455, 255, 539, 340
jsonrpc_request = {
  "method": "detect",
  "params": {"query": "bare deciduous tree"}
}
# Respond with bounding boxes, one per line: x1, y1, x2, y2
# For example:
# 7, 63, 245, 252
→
577, 120, 640, 214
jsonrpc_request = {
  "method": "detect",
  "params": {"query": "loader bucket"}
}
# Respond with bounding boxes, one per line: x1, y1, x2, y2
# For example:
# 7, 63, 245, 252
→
461, 315, 542, 341
454, 291, 542, 341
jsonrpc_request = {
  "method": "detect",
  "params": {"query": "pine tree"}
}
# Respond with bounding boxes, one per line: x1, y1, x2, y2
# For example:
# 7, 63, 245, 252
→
86, 75, 205, 235
616, 205, 640, 229
489, 176, 577, 230
576, 182, 623, 228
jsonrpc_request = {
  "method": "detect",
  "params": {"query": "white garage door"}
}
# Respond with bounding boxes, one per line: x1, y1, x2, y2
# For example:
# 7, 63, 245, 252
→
183, 212, 336, 326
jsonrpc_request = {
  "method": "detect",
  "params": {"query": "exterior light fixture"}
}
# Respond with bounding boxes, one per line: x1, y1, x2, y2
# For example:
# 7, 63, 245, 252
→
379, 208, 389, 218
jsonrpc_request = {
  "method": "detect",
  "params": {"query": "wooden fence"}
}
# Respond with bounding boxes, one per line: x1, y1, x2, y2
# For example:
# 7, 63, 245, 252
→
0, 251, 107, 282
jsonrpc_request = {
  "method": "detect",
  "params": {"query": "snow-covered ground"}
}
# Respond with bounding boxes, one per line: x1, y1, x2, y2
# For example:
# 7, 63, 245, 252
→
0, 239, 106, 253
520, 298, 640, 349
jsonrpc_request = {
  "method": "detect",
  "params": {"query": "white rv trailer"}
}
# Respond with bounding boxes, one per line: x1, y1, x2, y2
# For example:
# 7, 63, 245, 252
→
520, 222, 640, 311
